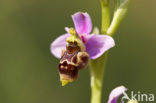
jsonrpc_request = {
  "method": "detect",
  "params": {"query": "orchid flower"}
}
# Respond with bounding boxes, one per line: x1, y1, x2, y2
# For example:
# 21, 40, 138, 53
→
50, 12, 115, 86
50, 0, 132, 102
51, 12, 115, 59
108, 86, 138, 103
108, 86, 127, 103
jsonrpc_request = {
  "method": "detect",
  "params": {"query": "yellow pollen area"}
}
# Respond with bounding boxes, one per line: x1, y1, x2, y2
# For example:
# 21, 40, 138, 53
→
60, 80, 73, 86
66, 28, 85, 51
66, 28, 77, 43
69, 28, 76, 36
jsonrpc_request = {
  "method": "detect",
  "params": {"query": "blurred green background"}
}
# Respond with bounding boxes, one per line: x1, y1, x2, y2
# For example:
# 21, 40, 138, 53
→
0, 0, 156, 103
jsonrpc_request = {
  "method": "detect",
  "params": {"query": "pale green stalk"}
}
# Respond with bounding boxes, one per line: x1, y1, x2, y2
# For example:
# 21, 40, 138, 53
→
89, 0, 131, 103
90, 52, 108, 103
90, 1, 110, 103
101, 0, 110, 34
107, 0, 131, 36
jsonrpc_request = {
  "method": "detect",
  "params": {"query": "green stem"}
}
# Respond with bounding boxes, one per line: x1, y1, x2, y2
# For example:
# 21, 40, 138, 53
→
89, 0, 131, 103
90, 52, 108, 103
101, 0, 110, 34
90, 1, 110, 103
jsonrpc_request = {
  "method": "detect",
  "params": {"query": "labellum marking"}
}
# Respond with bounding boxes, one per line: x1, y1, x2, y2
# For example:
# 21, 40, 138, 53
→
59, 41, 89, 86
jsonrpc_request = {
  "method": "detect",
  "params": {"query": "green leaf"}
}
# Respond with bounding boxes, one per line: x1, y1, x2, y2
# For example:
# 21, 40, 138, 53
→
116, 0, 131, 9
107, 0, 131, 36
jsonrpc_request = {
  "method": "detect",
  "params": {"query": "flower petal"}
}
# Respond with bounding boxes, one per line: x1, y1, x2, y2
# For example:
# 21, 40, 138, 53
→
50, 34, 70, 58
65, 27, 70, 33
72, 12, 92, 35
108, 86, 127, 103
85, 34, 115, 59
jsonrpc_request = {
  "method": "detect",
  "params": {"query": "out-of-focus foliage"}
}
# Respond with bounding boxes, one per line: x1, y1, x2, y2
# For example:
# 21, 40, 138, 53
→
0, 0, 155, 103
